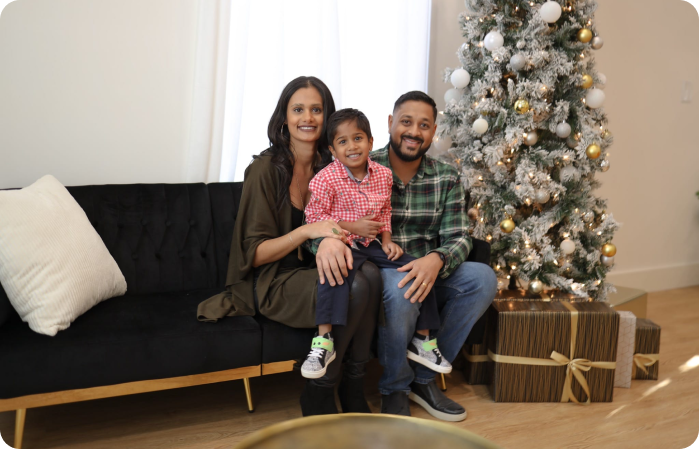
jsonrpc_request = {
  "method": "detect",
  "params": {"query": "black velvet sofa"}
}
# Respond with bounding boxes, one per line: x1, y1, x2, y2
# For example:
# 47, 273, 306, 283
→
0, 181, 490, 449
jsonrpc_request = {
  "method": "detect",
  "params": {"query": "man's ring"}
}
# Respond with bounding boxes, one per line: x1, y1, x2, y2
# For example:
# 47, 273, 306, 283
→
332, 228, 340, 235
421, 282, 428, 287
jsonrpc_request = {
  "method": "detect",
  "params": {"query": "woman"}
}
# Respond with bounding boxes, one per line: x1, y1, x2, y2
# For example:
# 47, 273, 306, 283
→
197, 76, 381, 415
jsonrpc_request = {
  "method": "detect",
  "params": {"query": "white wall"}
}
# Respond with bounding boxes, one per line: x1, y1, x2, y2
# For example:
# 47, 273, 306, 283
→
427, 0, 699, 292
0, 0, 198, 188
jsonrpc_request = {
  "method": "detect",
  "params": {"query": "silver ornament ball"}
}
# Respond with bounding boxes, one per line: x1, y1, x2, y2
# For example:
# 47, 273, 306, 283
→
529, 280, 544, 294
566, 135, 579, 149
556, 122, 572, 138
524, 130, 539, 146
599, 159, 610, 172
510, 54, 526, 71
582, 211, 595, 223
601, 255, 615, 267
535, 189, 550, 204
591, 36, 604, 50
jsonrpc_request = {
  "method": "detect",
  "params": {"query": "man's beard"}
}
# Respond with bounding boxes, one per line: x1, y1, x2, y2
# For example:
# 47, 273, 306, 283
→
389, 135, 431, 162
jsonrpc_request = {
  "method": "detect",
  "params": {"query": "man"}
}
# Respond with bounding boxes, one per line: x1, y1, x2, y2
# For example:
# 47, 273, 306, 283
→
315, 91, 497, 421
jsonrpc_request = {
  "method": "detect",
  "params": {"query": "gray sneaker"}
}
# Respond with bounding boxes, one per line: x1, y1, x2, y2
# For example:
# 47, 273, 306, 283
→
301, 333, 336, 379
407, 333, 452, 374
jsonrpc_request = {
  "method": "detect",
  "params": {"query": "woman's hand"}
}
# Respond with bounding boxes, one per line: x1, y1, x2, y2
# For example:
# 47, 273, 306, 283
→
304, 220, 349, 243
344, 215, 385, 239
382, 241, 404, 261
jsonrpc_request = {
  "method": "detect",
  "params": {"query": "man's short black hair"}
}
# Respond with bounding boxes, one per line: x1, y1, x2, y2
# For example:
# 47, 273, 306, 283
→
393, 91, 438, 121
326, 108, 373, 145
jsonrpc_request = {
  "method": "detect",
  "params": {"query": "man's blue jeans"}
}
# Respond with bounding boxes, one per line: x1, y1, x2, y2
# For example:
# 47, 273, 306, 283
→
378, 261, 497, 395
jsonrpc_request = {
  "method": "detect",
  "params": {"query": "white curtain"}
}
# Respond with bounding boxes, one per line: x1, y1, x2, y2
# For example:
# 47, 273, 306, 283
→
188, 0, 432, 183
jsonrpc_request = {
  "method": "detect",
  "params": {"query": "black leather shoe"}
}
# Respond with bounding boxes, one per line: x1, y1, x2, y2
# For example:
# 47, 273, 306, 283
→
300, 381, 338, 416
409, 380, 466, 421
380, 391, 411, 416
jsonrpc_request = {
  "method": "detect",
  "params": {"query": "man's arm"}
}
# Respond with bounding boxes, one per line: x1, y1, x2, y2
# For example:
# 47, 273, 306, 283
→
430, 175, 472, 279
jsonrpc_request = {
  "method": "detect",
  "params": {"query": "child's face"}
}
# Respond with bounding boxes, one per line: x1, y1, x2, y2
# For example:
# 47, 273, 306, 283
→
329, 120, 374, 172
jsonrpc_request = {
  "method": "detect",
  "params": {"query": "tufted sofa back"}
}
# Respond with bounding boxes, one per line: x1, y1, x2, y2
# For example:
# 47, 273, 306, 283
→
65, 182, 244, 296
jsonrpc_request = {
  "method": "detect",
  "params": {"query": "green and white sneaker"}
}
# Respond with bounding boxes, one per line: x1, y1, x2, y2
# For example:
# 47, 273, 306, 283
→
407, 333, 452, 374
301, 333, 336, 379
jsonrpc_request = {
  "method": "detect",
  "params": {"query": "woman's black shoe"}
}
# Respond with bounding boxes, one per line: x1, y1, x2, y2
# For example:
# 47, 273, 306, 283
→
338, 361, 371, 413
300, 381, 339, 416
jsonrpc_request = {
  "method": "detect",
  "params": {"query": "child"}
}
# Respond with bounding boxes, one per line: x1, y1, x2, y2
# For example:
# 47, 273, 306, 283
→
301, 108, 451, 379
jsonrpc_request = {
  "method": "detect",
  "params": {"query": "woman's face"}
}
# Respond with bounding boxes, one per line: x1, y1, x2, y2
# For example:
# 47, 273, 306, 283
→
285, 87, 324, 146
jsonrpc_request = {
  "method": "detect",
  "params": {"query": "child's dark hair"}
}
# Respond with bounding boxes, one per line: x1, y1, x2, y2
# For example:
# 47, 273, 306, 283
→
393, 91, 438, 120
326, 108, 373, 145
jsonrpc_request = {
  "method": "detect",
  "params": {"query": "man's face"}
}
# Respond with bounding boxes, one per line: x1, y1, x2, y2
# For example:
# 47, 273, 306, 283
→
388, 100, 437, 162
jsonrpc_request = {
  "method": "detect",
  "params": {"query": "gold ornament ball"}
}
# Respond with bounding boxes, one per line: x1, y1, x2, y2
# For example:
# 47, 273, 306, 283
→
529, 279, 544, 294
602, 129, 612, 139
586, 143, 601, 159
602, 243, 617, 257
581, 74, 593, 89
514, 99, 530, 114
500, 218, 516, 234
467, 208, 479, 221
578, 28, 593, 43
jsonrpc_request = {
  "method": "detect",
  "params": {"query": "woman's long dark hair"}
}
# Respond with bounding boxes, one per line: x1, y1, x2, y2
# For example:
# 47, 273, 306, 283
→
261, 76, 336, 211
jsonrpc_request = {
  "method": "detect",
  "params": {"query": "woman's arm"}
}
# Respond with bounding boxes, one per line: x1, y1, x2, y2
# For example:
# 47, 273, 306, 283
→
253, 220, 347, 267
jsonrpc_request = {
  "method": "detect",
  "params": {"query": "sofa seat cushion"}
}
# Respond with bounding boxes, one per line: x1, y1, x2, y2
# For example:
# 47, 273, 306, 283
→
0, 289, 261, 399
255, 315, 315, 364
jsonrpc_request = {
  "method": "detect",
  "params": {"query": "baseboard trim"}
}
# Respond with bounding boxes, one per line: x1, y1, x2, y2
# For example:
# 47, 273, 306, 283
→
0, 365, 261, 412
606, 262, 699, 292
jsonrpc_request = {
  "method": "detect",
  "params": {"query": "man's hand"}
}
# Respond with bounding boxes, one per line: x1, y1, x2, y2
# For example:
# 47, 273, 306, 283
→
316, 238, 353, 286
382, 241, 404, 261
343, 215, 385, 239
396, 252, 444, 303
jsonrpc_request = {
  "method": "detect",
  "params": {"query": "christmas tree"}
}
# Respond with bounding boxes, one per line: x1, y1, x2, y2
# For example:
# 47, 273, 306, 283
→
435, 0, 619, 300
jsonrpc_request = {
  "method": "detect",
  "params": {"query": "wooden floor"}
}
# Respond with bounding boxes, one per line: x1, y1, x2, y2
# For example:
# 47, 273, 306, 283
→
1, 286, 698, 449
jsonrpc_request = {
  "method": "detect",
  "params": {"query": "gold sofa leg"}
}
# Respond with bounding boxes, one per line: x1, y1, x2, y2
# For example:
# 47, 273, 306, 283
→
439, 373, 447, 392
243, 378, 254, 413
14, 409, 26, 449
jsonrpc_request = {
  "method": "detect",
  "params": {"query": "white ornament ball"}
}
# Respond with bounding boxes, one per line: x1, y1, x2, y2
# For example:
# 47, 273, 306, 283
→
601, 255, 615, 267
598, 73, 607, 85
450, 68, 471, 89
484, 31, 504, 51
472, 118, 489, 135
586, 88, 606, 109
556, 122, 572, 138
535, 189, 550, 204
444, 88, 462, 104
540, 1, 563, 23
591, 36, 604, 50
529, 279, 544, 294
560, 239, 576, 255
524, 130, 538, 146
432, 134, 452, 153
510, 54, 526, 71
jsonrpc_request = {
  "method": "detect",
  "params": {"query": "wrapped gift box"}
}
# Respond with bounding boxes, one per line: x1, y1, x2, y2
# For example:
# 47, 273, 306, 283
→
488, 301, 620, 403
614, 311, 637, 388
633, 318, 661, 380
462, 289, 586, 385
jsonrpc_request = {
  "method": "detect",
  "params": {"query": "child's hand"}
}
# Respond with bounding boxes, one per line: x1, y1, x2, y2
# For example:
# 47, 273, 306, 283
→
382, 241, 403, 261
349, 215, 385, 239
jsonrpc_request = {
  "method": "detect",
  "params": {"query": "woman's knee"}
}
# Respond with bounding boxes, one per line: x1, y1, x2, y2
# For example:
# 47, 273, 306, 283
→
349, 271, 371, 307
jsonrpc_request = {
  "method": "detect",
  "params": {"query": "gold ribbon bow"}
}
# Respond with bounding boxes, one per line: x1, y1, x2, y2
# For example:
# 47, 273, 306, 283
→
633, 353, 660, 374
488, 301, 616, 405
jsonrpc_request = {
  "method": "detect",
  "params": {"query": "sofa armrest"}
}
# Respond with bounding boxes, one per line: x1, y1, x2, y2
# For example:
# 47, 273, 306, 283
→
466, 238, 490, 265
464, 238, 492, 346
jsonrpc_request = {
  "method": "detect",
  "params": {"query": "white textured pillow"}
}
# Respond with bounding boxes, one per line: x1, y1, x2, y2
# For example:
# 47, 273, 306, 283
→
0, 175, 127, 336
